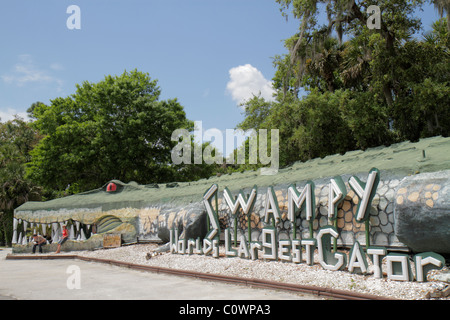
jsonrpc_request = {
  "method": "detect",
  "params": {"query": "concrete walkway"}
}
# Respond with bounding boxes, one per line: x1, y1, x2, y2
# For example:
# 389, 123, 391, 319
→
0, 248, 319, 300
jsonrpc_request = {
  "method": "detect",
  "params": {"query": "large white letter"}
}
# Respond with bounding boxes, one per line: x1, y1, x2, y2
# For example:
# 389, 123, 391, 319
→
171, 128, 191, 165
223, 186, 257, 217
66, 5, 81, 30
288, 182, 315, 222
328, 177, 347, 220
262, 227, 277, 261
386, 253, 413, 281
291, 239, 302, 264
203, 184, 220, 238
225, 128, 257, 165
414, 252, 445, 282
66, 265, 81, 289
264, 187, 280, 225
237, 235, 250, 259
288, 181, 316, 238
224, 228, 237, 257
169, 228, 179, 253
259, 129, 279, 175
203, 184, 220, 257
348, 168, 380, 222
301, 239, 316, 266
317, 226, 346, 271
279, 240, 292, 262
367, 246, 387, 279
367, 5, 381, 30
203, 128, 223, 165
348, 241, 368, 274
193, 121, 203, 164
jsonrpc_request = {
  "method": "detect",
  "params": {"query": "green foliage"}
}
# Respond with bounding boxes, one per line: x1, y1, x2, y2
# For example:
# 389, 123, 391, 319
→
26, 70, 208, 193
237, 1, 449, 169
387, 19, 450, 140
0, 117, 42, 245
169, 137, 223, 182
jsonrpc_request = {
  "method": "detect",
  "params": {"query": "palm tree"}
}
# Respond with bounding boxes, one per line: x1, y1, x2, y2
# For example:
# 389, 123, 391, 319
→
306, 36, 343, 92
431, 0, 450, 31
340, 36, 372, 90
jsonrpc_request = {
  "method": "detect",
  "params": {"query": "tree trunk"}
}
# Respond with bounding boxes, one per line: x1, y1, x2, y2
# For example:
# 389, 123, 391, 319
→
383, 84, 394, 107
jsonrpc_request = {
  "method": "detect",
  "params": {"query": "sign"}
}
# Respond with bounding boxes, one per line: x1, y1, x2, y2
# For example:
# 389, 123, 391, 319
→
170, 168, 446, 282
103, 234, 121, 248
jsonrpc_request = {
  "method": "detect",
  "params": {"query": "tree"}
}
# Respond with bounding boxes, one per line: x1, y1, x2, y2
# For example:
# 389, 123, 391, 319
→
237, 95, 273, 131
276, 0, 425, 106
170, 138, 223, 182
387, 18, 450, 140
27, 70, 195, 193
431, 0, 450, 30
238, 1, 448, 167
0, 117, 42, 245
238, 90, 357, 166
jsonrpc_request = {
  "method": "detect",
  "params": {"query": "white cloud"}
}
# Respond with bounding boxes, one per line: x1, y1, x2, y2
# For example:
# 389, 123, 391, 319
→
50, 62, 64, 71
1, 54, 63, 91
0, 107, 30, 123
202, 88, 210, 98
226, 64, 275, 106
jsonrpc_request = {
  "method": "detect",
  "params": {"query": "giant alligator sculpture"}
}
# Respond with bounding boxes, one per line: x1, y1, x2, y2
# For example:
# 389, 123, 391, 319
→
12, 136, 450, 254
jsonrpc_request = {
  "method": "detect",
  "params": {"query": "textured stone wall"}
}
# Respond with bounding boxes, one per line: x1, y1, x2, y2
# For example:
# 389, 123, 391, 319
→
138, 202, 207, 243
394, 170, 450, 254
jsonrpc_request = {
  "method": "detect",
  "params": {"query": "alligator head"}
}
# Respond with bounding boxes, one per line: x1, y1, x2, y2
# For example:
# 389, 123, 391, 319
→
12, 181, 144, 252
12, 180, 207, 253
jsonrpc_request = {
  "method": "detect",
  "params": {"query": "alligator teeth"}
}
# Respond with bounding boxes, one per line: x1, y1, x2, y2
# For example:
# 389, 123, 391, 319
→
12, 219, 18, 244
52, 223, 60, 243
69, 224, 75, 240
12, 219, 93, 245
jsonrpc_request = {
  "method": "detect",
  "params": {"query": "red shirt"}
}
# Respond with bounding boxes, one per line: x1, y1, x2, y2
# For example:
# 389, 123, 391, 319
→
62, 228, 68, 238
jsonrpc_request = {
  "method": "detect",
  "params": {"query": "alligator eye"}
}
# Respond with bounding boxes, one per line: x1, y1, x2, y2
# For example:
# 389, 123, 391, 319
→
106, 183, 117, 192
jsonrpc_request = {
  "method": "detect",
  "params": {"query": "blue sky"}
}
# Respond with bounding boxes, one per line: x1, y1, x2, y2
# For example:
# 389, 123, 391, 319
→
0, 0, 442, 138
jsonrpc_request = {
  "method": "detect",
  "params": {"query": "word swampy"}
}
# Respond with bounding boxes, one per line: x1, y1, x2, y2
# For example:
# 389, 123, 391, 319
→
170, 168, 445, 282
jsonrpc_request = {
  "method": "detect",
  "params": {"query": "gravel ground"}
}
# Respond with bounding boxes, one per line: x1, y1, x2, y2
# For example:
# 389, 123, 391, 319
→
68, 243, 450, 300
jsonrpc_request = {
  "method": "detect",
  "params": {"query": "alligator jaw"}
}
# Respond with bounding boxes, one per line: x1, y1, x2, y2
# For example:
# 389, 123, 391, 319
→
11, 218, 95, 245
13, 207, 103, 225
